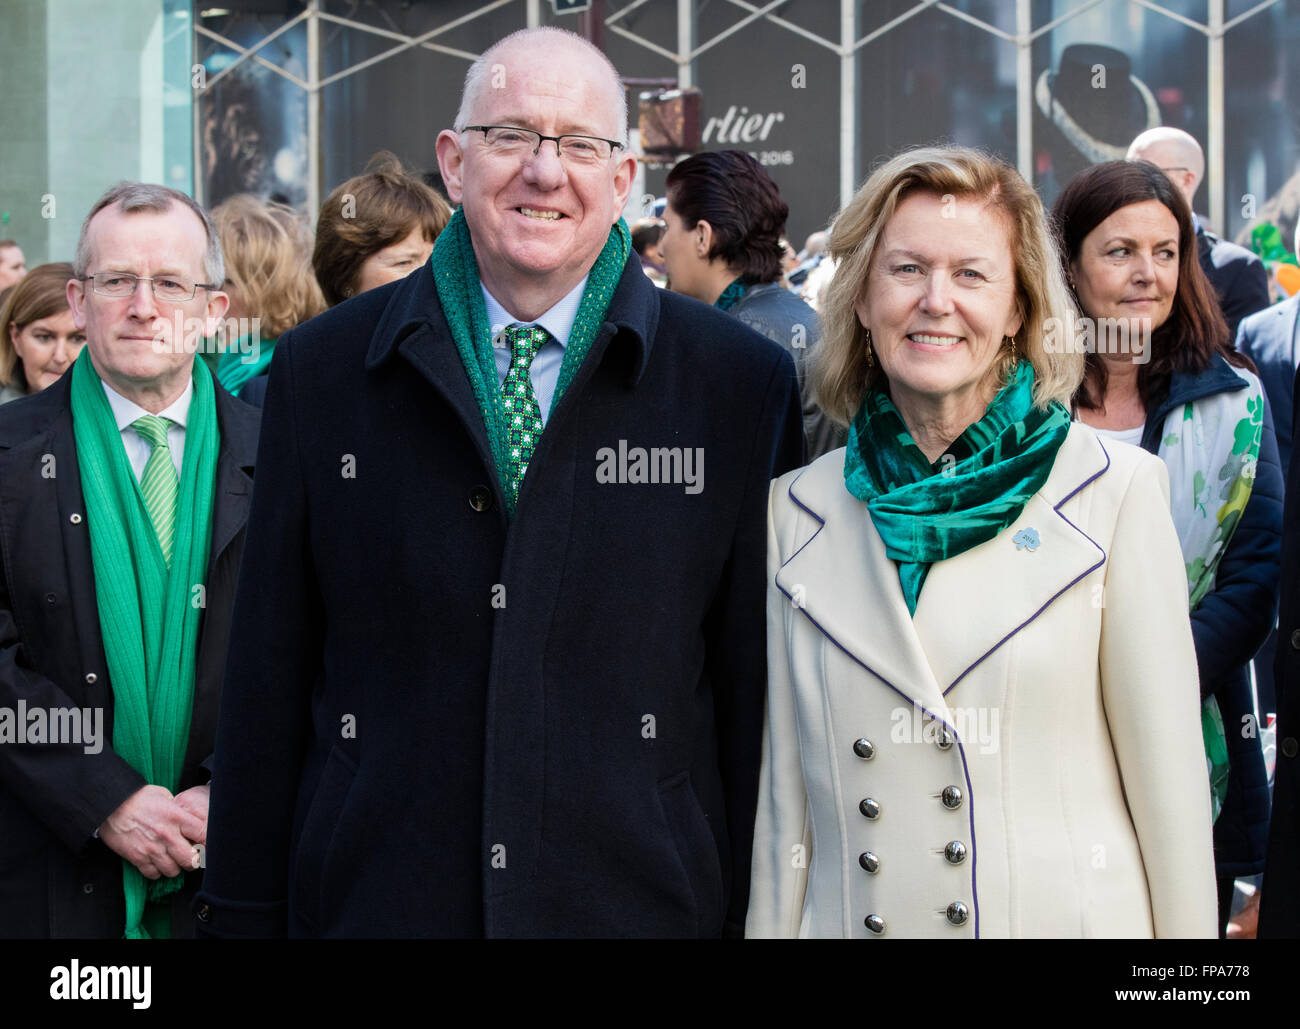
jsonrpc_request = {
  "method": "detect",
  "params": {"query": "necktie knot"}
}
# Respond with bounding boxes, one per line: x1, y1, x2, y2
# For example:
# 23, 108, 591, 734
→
504, 324, 548, 373
133, 414, 172, 450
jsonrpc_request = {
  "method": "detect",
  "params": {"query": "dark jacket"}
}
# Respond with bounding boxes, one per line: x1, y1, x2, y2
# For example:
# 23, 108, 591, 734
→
729, 282, 846, 461
194, 251, 804, 938
1237, 294, 1300, 478
0, 373, 259, 937
1261, 361, 1300, 937
1139, 353, 1282, 879
1198, 223, 1271, 344
237, 374, 268, 408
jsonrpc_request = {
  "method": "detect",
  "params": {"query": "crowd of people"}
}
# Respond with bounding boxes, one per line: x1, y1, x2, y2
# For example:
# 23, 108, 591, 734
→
0, 24, 1296, 939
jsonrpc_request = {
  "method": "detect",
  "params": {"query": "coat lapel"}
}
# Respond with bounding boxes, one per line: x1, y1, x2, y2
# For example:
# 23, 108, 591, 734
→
208, 385, 258, 573
775, 456, 947, 712
912, 424, 1109, 693
775, 424, 1110, 703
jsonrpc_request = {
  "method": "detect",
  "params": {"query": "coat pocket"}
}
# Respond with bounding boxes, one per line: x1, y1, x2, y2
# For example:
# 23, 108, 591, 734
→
292, 745, 359, 932
657, 770, 725, 936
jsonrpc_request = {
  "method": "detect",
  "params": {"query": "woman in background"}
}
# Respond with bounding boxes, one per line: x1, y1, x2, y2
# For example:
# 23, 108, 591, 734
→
1054, 160, 1282, 936
312, 151, 451, 308
211, 194, 325, 403
0, 262, 84, 403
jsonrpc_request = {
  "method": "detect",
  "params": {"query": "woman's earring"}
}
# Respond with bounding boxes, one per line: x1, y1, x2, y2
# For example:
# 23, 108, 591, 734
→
865, 328, 874, 369
1004, 334, 1017, 363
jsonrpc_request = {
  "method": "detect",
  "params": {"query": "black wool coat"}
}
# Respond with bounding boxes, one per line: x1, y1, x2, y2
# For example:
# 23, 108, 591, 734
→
1262, 362, 1300, 937
195, 252, 804, 938
0, 374, 258, 937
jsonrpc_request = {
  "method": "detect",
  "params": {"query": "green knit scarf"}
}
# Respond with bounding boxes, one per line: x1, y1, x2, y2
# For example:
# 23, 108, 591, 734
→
844, 361, 1071, 615
430, 207, 631, 516
216, 335, 276, 396
70, 349, 219, 938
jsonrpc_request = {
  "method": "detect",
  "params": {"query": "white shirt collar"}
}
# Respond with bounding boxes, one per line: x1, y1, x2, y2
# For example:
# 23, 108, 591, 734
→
480, 275, 589, 348
101, 376, 194, 432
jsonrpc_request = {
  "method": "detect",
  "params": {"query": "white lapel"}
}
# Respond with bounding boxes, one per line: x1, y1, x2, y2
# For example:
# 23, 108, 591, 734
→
774, 425, 1110, 705
774, 455, 947, 713
912, 423, 1109, 693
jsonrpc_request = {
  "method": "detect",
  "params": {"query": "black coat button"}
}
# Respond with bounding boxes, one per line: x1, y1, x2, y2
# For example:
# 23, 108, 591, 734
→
82, 883, 94, 894
468, 485, 493, 513
1283, 737, 1298, 759
196, 904, 211, 922
45, 593, 57, 605
1291, 629, 1300, 651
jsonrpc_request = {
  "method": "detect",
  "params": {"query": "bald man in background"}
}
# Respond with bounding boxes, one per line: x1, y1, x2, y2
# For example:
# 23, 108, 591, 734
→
1128, 127, 1270, 341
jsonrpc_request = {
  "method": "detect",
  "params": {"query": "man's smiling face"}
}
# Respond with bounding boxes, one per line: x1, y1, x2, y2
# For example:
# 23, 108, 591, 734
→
436, 38, 635, 304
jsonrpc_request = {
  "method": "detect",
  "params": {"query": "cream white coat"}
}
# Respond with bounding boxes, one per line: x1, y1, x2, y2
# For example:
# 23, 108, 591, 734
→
747, 423, 1217, 938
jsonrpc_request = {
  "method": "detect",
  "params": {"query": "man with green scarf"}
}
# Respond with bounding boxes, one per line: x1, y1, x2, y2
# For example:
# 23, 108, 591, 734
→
0, 183, 259, 937
197, 27, 803, 938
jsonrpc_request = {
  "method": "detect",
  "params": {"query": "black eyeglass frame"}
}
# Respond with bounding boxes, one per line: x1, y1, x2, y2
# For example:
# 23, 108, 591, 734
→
462, 125, 626, 159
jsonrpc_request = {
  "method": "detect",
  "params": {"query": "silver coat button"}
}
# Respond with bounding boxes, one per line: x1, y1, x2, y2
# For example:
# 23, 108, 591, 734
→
84, 673, 97, 685
936, 727, 953, 750
941, 785, 963, 809
946, 901, 969, 926
69, 513, 83, 524
944, 840, 966, 864
859, 797, 880, 820
859, 851, 880, 874
864, 914, 885, 935
852, 737, 875, 759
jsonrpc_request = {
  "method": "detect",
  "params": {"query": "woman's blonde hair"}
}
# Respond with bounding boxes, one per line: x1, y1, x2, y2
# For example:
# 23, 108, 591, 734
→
813, 146, 1083, 424
212, 195, 325, 338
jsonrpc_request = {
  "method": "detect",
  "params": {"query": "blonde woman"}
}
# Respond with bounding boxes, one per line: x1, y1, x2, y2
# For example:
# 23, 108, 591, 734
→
210, 195, 325, 402
748, 147, 1216, 938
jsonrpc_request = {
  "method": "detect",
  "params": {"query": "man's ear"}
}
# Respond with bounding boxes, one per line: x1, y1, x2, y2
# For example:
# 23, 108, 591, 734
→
435, 129, 466, 206
203, 290, 230, 338
67, 277, 87, 330
611, 151, 637, 219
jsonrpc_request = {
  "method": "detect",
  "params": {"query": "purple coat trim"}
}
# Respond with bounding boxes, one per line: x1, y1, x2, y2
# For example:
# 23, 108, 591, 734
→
943, 444, 1112, 694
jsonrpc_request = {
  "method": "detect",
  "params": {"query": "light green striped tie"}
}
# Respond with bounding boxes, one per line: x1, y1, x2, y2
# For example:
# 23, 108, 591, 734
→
132, 415, 179, 566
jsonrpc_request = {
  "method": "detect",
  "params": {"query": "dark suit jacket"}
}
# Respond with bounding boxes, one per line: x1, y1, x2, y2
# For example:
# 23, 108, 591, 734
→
1262, 361, 1300, 937
1198, 223, 1271, 343
1237, 294, 1300, 477
0, 372, 259, 937
195, 251, 804, 938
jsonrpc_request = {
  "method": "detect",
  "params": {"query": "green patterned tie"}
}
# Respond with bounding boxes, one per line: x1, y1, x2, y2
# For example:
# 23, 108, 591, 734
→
132, 415, 179, 566
501, 324, 548, 504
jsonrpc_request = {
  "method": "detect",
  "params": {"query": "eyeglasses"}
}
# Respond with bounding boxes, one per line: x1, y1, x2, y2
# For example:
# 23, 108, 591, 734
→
1157, 166, 1190, 174
463, 125, 624, 164
81, 272, 217, 302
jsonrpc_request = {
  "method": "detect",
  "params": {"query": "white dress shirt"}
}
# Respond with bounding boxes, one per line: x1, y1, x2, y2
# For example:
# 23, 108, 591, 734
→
100, 377, 191, 481
481, 276, 588, 428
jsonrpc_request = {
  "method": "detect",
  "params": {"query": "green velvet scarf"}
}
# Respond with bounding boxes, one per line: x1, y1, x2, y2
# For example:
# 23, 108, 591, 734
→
69, 349, 219, 938
844, 361, 1071, 615
430, 207, 631, 517
215, 335, 276, 396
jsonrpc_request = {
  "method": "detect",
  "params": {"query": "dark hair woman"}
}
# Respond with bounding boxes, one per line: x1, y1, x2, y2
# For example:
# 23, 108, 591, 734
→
1054, 159, 1281, 937
662, 149, 842, 457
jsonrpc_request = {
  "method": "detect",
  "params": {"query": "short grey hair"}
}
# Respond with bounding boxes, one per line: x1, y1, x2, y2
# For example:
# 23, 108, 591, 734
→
74, 182, 224, 287
453, 27, 628, 147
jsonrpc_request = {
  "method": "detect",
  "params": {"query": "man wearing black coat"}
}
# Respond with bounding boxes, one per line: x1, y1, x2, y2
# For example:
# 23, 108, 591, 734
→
196, 26, 803, 938
1262, 359, 1300, 938
0, 185, 258, 937
1128, 128, 1270, 341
